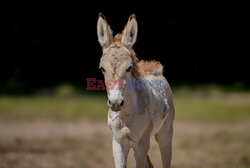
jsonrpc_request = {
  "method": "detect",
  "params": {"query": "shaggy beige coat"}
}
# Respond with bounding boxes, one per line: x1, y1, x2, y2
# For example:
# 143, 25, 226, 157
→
97, 13, 175, 168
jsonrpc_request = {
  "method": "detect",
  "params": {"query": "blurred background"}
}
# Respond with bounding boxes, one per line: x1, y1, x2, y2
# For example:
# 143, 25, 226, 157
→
0, 2, 249, 168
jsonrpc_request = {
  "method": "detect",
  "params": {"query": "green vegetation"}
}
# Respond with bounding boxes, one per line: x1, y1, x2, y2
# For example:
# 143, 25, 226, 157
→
0, 88, 250, 122
174, 89, 250, 122
0, 95, 108, 121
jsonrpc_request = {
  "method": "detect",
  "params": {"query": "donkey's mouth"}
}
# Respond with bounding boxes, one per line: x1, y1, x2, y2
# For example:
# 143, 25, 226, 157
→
111, 107, 121, 112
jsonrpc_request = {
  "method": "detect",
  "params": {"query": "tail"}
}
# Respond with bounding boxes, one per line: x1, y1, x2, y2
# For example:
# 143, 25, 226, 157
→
146, 155, 154, 168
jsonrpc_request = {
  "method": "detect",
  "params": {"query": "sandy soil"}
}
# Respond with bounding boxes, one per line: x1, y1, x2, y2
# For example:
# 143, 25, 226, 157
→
0, 119, 249, 168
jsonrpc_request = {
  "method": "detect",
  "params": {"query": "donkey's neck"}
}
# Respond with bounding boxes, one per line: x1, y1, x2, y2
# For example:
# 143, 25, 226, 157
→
117, 77, 147, 119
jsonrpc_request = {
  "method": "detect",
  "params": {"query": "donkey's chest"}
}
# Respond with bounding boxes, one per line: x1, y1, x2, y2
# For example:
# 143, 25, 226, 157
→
108, 113, 149, 144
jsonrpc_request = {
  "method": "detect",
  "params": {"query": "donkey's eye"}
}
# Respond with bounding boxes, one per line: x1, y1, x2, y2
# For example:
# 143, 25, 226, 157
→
100, 67, 106, 73
126, 66, 133, 72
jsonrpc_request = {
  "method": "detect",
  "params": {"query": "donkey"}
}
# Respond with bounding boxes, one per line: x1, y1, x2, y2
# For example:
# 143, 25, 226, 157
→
97, 13, 175, 168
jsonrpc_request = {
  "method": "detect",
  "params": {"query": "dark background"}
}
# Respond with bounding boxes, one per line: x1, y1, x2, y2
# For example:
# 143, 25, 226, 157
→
1, 2, 249, 94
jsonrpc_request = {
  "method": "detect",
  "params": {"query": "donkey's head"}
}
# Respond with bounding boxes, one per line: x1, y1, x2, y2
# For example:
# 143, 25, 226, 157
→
97, 13, 138, 111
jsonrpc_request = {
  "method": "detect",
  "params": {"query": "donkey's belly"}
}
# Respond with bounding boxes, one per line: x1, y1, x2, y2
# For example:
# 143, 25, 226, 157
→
151, 114, 167, 136
150, 95, 168, 136
148, 81, 169, 136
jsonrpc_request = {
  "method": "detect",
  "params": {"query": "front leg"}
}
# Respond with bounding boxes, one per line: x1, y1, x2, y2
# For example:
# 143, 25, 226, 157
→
133, 137, 151, 168
112, 139, 130, 168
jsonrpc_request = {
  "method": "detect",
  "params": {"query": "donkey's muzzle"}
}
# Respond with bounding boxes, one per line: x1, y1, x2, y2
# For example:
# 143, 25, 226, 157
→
108, 99, 124, 112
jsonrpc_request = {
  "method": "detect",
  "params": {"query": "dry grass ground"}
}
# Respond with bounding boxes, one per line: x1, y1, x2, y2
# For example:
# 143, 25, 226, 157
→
0, 119, 249, 168
0, 89, 250, 168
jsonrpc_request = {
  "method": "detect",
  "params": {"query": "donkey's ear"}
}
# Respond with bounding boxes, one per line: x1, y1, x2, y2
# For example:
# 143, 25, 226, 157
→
97, 13, 113, 48
122, 14, 138, 48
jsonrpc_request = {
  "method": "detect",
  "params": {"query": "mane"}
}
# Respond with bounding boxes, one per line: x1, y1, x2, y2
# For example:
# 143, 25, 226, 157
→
111, 34, 164, 78
136, 60, 163, 77
130, 45, 163, 78
113, 34, 123, 42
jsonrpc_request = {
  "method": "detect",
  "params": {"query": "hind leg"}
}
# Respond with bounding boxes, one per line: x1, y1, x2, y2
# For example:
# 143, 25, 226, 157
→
155, 121, 173, 168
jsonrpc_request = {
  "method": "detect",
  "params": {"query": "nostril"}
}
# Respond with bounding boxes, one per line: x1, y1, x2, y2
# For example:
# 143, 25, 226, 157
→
108, 99, 111, 105
120, 100, 124, 106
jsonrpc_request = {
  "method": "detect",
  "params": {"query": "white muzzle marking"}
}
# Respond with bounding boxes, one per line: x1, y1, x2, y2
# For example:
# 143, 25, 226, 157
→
108, 85, 124, 111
